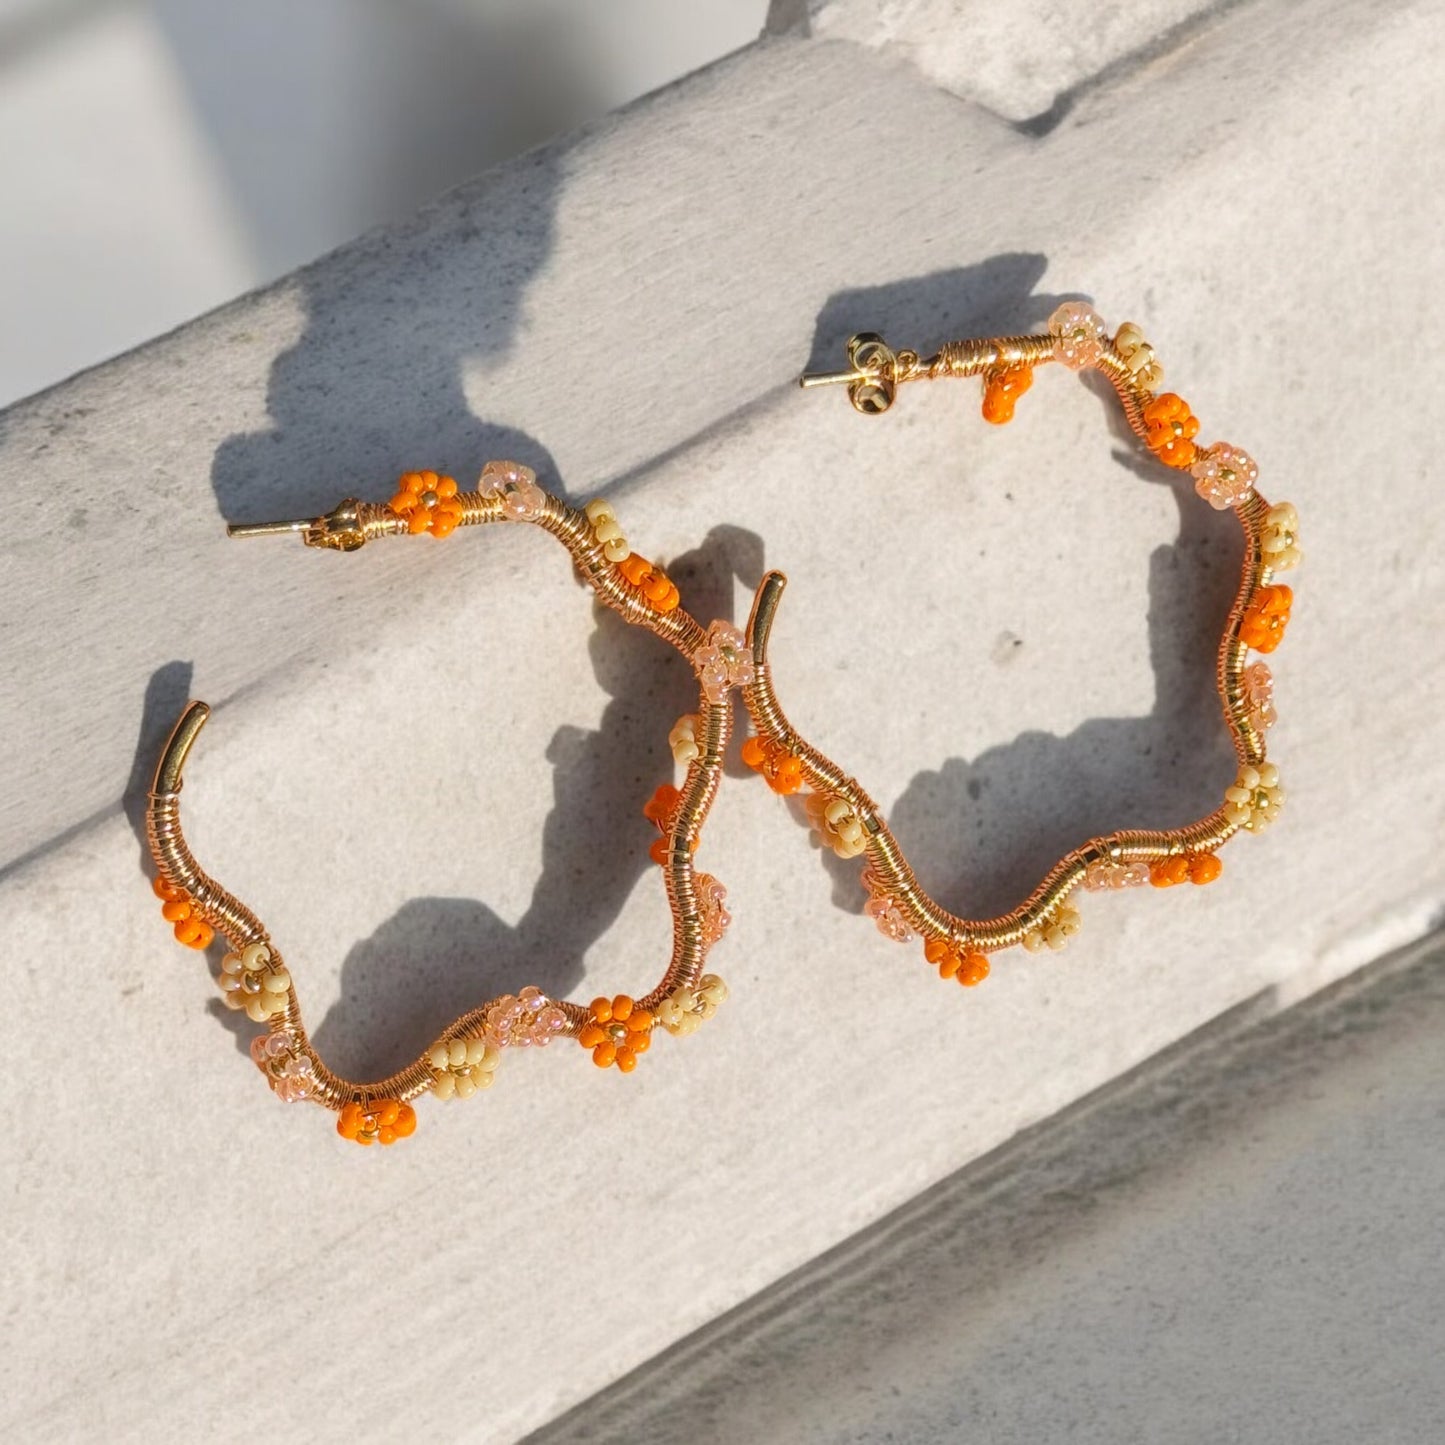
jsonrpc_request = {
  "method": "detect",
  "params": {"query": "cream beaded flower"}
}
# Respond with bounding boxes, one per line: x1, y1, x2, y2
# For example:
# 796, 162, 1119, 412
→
1021, 901, 1083, 952
805, 792, 869, 859
219, 942, 291, 1022
1113, 322, 1164, 390
428, 1037, 501, 1100
584, 498, 631, 562
1260, 501, 1302, 571
656, 974, 729, 1037
1224, 762, 1284, 831
669, 713, 700, 768
1048, 301, 1107, 370
1190, 443, 1258, 510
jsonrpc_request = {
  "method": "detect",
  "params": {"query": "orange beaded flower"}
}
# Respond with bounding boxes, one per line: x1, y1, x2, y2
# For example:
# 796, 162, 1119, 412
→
923, 938, 991, 987
740, 735, 803, 795
1149, 853, 1222, 887
981, 364, 1033, 424
1142, 393, 1200, 468
336, 1098, 417, 1146
617, 553, 680, 612
153, 877, 213, 950
579, 995, 654, 1072
644, 782, 683, 865
389, 470, 464, 537
1240, 584, 1293, 653
643, 782, 681, 829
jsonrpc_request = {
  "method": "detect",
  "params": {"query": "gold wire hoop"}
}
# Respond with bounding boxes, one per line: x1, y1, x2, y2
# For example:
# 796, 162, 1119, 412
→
147, 466, 752, 1143
748, 306, 1298, 976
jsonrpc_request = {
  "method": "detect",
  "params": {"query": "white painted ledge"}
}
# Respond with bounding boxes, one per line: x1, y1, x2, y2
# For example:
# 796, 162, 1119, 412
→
533, 934, 1445, 1443
797, 0, 1223, 122
2, 0, 1444, 1440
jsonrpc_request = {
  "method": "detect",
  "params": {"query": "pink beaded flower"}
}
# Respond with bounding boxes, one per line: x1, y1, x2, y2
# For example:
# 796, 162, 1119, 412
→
1190, 443, 1257, 510
483, 986, 568, 1049
1241, 661, 1276, 733
695, 872, 732, 947
1047, 302, 1107, 371
250, 1029, 317, 1103
694, 620, 755, 705
479, 459, 547, 520
1082, 858, 1150, 891
861, 865, 913, 943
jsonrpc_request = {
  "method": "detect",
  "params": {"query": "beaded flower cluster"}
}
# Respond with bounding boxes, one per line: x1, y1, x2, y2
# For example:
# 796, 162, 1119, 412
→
147, 471, 738, 1146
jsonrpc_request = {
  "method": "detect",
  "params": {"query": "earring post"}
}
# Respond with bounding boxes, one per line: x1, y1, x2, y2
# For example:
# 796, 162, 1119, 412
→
798, 369, 868, 389
226, 519, 313, 540
223, 500, 370, 550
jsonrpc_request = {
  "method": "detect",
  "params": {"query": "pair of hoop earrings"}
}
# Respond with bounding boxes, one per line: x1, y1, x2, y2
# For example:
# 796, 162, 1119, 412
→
146, 302, 1300, 1146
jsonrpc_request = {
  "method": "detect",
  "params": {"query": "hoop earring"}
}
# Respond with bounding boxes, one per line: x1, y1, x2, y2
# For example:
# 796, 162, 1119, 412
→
742, 304, 1299, 984
147, 463, 755, 1145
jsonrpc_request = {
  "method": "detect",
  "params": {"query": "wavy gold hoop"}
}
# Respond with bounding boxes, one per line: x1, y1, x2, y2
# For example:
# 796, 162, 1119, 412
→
743, 304, 1299, 984
147, 463, 756, 1145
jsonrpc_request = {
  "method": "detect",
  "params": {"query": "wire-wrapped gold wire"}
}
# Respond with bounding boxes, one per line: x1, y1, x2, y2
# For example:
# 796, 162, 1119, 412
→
755, 330, 1279, 953
147, 485, 728, 1110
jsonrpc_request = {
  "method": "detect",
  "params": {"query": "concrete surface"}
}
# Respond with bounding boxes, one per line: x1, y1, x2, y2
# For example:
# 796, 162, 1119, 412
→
532, 930, 1445, 1443
798, 0, 1220, 122
1, 0, 1443, 1440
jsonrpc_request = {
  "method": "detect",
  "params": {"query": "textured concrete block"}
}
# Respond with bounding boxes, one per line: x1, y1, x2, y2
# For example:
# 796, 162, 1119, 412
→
799, 0, 1221, 122
2, 0, 1442, 1439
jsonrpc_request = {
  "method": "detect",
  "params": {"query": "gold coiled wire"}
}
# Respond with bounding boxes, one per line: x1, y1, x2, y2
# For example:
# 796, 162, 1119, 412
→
745, 331, 1280, 954
147, 485, 728, 1110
